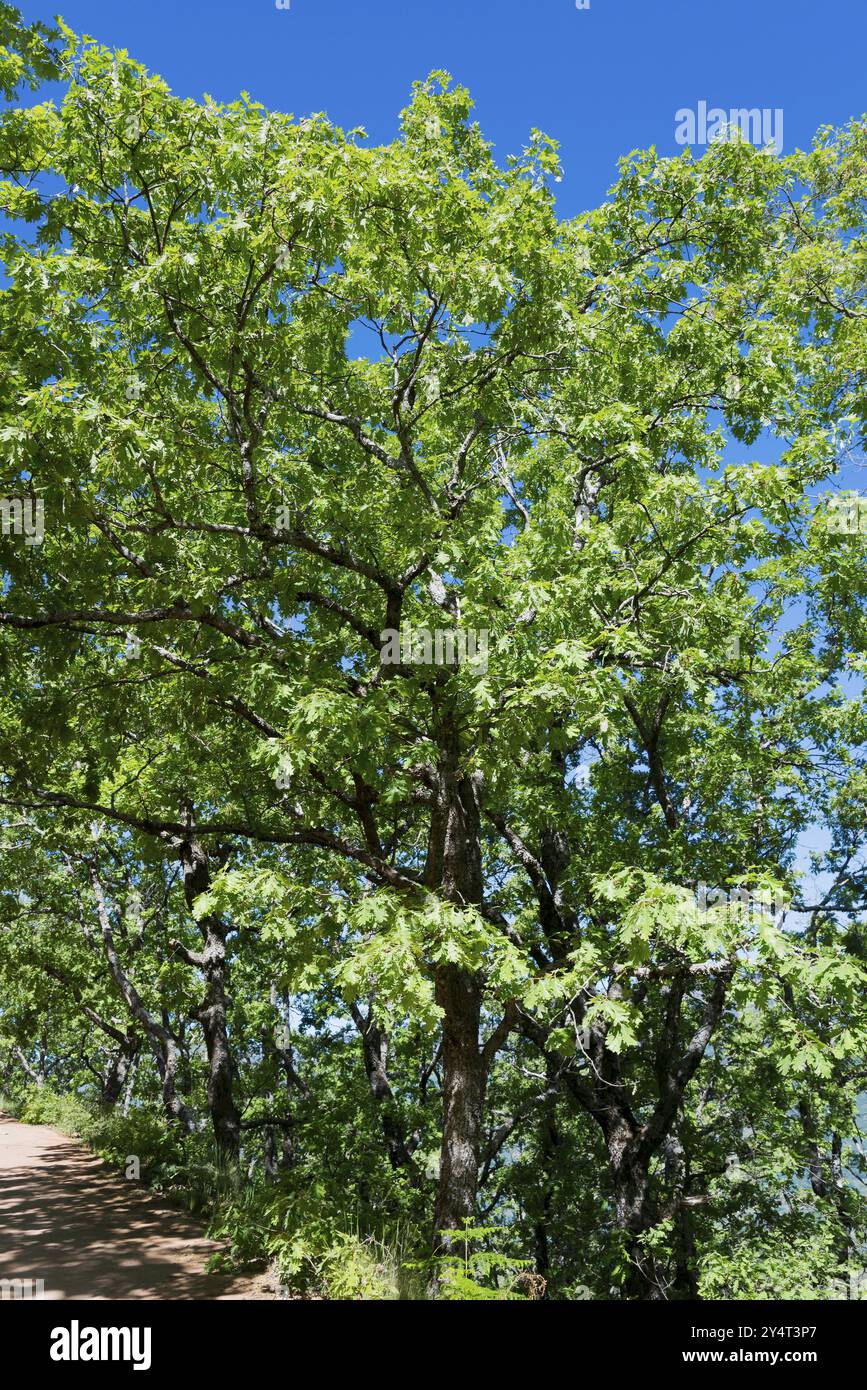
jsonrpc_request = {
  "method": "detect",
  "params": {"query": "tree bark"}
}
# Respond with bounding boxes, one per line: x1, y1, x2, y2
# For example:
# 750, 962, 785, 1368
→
432, 962, 485, 1240
195, 920, 240, 1158
88, 863, 195, 1133
426, 733, 488, 1245
121, 1049, 139, 1116
14, 1046, 45, 1088
177, 800, 241, 1159
604, 1109, 661, 1299
350, 1000, 422, 1183
101, 1037, 138, 1107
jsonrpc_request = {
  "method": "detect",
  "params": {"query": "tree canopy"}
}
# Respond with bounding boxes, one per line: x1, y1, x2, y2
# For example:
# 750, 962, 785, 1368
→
1, 10, 866, 1299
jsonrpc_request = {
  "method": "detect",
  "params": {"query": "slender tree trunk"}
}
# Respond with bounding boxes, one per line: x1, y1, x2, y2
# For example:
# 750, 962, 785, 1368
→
263, 1122, 279, 1178
149, 1034, 196, 1133
101, 1039, 137, 1107
89, 862, 195, 1134
121, 1049, 138, 1116
263, 994, 307, 1170
14, 1046, 45, 1089
351, 1000, 421, 1182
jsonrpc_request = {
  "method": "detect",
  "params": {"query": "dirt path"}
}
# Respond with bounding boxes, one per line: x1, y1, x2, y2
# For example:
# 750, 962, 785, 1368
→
0, 1113, 273, 1300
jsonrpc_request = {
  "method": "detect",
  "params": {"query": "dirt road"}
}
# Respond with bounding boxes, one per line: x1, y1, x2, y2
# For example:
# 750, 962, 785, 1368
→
0, 1113, 272, 1300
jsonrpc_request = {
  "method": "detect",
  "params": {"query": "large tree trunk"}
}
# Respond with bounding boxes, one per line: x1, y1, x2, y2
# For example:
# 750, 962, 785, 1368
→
532, 1058, 561, 1287
197, 920, 240, 1157
606, 1119, 661, 1300
432, 963, 485, 1239
177, 804, 241, 1160
426, 734, 487, 1245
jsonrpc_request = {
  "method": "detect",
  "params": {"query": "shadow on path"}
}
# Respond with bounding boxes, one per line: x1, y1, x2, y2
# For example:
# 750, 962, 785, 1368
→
0, 1114, 271, 1300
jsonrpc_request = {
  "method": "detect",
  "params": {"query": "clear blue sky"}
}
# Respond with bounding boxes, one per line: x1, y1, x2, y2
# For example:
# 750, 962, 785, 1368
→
16, 0, 867, 217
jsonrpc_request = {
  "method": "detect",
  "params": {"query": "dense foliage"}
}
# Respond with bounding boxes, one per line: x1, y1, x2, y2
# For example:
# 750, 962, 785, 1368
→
1, 8, 866, 1299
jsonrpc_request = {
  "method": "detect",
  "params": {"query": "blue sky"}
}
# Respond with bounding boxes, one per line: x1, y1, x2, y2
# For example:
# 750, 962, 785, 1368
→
16, 0, 867, 217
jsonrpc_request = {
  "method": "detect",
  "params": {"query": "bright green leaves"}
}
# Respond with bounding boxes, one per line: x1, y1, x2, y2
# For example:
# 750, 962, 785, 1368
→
582, 996, 640, 1055
0, 4, 59, 100
335, 889, 527, 1033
